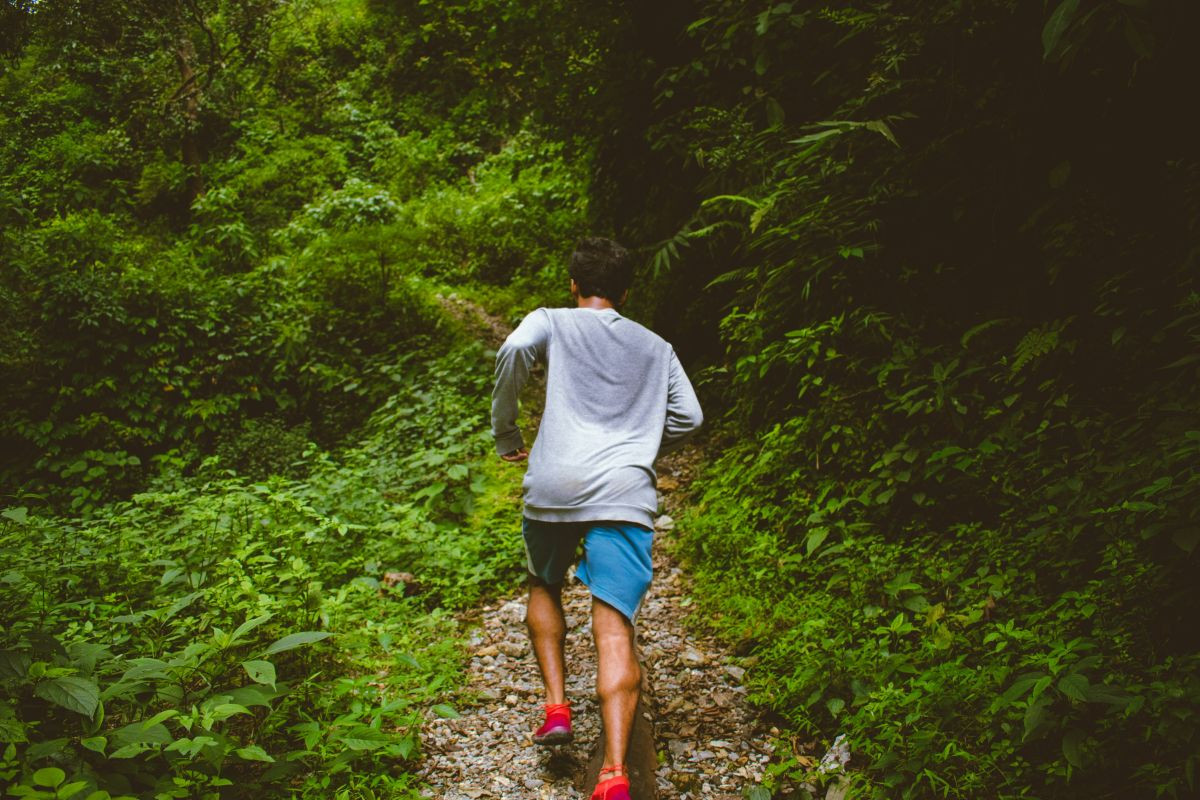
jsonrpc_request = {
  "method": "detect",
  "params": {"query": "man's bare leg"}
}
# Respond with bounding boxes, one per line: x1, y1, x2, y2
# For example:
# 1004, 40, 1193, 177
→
526, 577, 567, 704
592, 597, 639, 770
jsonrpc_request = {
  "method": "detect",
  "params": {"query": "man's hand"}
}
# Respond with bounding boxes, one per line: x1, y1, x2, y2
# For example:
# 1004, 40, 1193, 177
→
500, 448, 529, 462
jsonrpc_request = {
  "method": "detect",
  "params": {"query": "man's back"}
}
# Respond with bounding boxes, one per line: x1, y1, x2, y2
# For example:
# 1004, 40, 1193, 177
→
491, 237, 699, 799
492, 306, 702, 529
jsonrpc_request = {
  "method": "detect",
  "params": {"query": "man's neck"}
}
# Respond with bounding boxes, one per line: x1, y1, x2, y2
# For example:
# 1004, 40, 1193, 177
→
576, 296, 616, 311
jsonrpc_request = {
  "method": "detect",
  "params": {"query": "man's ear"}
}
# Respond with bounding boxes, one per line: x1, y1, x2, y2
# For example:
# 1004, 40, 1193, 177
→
570, 278, 579, 297
619, 289, 629, 306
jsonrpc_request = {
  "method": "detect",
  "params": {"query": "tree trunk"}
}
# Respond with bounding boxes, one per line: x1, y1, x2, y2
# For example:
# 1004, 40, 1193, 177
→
174, 33, 203, 203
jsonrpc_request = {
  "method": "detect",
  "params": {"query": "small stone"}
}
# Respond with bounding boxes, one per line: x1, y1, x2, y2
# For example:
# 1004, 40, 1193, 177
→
654, 514, 675, 531
498, 640, 526, 657
499, 599, 525, 623
819, 733, 851, 773
523, 778, 544, 790
476, 645, 499, 657
723, 664, 746, 681
681, 646, 706, 665
505, 693, 520, 705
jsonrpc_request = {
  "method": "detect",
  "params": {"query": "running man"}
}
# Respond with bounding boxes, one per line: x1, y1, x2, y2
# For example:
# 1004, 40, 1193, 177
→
491, 236, 703, 800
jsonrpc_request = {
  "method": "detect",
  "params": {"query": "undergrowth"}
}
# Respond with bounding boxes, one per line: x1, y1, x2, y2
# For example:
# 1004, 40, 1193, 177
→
676, 304, 1199, 799
1, 333, 532, 798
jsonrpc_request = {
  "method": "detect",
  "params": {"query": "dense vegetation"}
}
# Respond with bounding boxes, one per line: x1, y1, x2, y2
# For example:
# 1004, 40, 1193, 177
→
578, 2, 1200, 798
0, 2, 583, 797
2, 0, 1196, 798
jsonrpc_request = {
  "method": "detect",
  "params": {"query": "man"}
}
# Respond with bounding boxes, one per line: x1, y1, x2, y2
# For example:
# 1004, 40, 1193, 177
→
491, 236, 703, 800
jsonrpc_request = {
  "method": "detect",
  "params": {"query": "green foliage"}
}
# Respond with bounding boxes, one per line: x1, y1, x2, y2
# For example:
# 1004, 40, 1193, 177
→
567, 0, 1200, 797
0, 2, 589, 797
213, 415, 312, 482
1, 337, 526, 798
680, 301, 1199, 797
396, 129, 588, 290
0, 0, 586, 509
7, 0, 1195, 797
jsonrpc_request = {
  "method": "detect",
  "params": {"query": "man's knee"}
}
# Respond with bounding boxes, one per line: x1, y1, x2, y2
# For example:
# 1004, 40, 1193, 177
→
596, 653, 641, 697
527, 574, 565, 604
526, 577, 566, 630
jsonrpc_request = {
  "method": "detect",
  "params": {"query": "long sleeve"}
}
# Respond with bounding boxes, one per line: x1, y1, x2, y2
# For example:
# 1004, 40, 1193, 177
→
658, 348, 703, 457
491, 309, 550, 455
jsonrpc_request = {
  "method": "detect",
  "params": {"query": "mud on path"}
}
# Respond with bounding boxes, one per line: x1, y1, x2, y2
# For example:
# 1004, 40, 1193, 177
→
417, 446, 779, 799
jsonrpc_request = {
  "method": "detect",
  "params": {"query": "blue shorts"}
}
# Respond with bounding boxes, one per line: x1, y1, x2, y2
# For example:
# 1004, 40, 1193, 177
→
521, 517, 654, 623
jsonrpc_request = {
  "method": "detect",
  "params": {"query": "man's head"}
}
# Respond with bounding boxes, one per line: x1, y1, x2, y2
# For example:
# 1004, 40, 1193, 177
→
568, 237, 633, 306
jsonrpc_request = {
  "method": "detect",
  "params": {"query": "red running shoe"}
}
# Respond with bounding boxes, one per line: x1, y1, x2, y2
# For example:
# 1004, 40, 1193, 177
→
590, 765, 631, 800
533, 702, 572, 746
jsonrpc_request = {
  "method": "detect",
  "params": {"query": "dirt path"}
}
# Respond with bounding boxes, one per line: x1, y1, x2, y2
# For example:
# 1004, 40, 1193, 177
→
418, 446, 778, 799
437, 292, 513, 349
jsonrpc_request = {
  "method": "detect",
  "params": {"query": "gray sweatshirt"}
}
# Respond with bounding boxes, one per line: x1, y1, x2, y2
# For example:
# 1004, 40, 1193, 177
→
491, 306, 703, 529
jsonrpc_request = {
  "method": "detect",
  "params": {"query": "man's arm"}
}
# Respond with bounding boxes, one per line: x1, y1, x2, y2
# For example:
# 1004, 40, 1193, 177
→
491, 309, 550, 457
659, 348, 703, 457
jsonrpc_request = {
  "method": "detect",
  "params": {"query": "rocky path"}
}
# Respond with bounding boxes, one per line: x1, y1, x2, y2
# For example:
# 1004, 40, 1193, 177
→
418, 447, 780, 799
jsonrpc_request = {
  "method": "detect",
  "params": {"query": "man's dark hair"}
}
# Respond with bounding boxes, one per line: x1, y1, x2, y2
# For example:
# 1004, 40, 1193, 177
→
568, 237, 634, 302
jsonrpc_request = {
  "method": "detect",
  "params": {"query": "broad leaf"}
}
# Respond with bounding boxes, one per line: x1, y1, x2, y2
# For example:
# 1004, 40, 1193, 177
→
208, 703, 251, 722
228, 684, 278, 708
0, 506, 28, 524
1042, 0, 1080, 60
241, 660, 277, 688
230, 614, 272, 645
110, 721, 171, 749
141, 709, 179, 730
1023, 698, 1049, 741
236, 744, 275, 762
32, 767, 64, 788
432, 703, 460, 719
0, 650, 31, 680
1062, 729, 1086, 767
0, 701, 27, 743
338, 727, 390, 750
35, 676, 99, 717
1057, 673, 1090, 702
80, 736, 107, 753
264, 631, 332, 655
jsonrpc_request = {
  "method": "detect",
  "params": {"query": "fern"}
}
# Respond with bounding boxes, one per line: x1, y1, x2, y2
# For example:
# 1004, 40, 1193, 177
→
1011, 325, 1060, 374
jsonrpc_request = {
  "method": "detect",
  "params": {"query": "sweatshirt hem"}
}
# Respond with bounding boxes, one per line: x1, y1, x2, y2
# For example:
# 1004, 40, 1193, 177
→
522, 503, 655, 530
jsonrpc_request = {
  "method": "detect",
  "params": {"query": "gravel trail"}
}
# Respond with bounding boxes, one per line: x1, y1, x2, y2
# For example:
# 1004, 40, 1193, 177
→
418, 448, 778, 799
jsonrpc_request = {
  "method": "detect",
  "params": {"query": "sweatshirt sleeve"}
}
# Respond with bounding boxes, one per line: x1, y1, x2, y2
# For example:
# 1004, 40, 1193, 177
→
659, 347, 703, 457
491, 309, 550, 455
